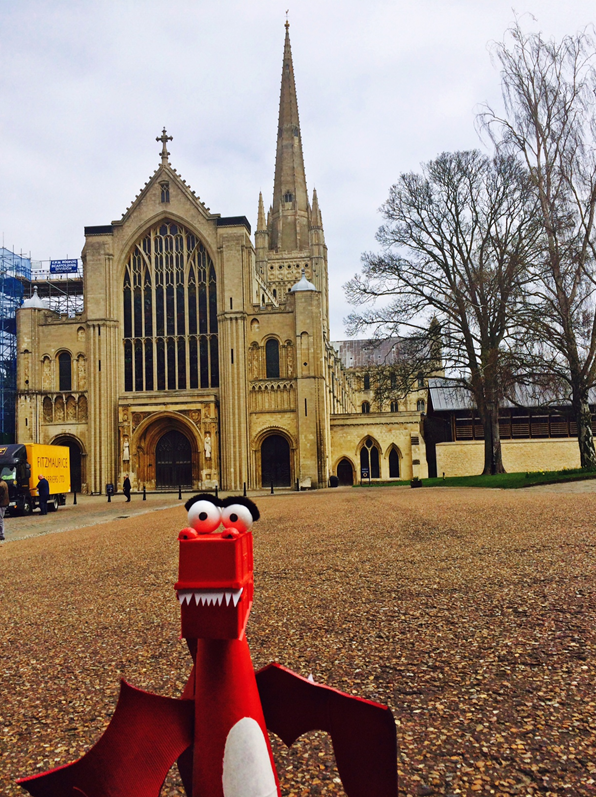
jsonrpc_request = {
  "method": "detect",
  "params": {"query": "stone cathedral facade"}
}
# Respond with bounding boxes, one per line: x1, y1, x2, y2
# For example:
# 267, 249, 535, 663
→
16, 24, 428, 494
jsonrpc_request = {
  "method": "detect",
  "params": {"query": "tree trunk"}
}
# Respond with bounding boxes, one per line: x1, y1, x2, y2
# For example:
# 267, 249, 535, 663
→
575, 395, 596, 470
481, 404, 506, 475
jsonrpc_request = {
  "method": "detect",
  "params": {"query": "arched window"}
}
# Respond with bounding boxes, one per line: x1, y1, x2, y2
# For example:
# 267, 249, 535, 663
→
266, 339, 280, 378
417, 399, 425, 412
122, 221, 218, 392
58, 352, 72, 391
389, 448, 400, 478
363, 374, 370, 390
360, 438, 380, 479
361, 401, 370, 414
417, 372, 425, 388
390, 400, 398, 412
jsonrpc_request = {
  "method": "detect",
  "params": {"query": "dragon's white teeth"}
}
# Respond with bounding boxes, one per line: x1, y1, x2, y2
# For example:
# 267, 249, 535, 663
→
178, 588, 243, 607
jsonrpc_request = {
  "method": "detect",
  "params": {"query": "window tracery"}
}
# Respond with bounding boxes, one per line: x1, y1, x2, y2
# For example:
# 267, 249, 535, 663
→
123, 220, 219, 392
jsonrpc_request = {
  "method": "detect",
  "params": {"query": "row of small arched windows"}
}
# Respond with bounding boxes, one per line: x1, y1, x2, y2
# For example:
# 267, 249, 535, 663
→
361, 399, 425, 414
362, 372, 426, 391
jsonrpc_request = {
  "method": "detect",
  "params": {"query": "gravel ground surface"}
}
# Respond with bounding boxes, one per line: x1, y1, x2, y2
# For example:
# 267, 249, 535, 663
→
1, 486, 595, 796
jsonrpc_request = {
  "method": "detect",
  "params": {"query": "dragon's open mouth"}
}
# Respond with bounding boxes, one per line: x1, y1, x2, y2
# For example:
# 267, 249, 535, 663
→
177, 588, 243, 607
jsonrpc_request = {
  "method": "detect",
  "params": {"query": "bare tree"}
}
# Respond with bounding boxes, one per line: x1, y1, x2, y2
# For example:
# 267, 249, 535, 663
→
345, 150, 540, 475
481, 23, 596, 468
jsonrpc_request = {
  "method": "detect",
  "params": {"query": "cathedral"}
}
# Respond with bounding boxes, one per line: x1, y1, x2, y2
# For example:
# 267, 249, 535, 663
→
15, 23, 428, 494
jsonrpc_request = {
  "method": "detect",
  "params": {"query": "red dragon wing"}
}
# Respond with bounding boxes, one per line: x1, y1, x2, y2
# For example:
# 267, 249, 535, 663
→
17, 680, 194, 797
256, 663, 398, 797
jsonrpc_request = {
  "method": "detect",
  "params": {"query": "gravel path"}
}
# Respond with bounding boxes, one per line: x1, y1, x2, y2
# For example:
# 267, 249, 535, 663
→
1, 486, 595, 796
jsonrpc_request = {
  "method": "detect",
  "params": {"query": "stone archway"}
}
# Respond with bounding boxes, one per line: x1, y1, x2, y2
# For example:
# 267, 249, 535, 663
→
51, 435, 84, 493
261, 434, 291, 487
132, 413, 202, 490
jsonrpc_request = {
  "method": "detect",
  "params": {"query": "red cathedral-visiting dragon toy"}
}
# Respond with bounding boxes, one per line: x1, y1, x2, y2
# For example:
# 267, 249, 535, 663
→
18, 494, 398, 797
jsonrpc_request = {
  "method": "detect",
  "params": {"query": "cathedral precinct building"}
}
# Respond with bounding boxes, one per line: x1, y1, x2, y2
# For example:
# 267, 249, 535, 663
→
15, 23, 429, 495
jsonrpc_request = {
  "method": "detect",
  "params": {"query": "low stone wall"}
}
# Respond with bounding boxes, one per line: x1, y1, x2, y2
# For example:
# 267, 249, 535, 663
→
436, 438, 581, 477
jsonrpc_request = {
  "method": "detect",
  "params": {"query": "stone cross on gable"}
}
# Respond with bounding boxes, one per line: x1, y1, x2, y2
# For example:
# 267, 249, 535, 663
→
157, 127, 173, 164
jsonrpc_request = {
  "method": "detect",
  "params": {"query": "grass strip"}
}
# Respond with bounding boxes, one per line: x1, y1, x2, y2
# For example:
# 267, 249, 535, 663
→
353, 467, 596, 490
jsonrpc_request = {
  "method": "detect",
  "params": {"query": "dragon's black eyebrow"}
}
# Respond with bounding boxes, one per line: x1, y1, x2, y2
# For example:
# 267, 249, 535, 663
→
184, 493, 223, 511
221, 496, 260, 521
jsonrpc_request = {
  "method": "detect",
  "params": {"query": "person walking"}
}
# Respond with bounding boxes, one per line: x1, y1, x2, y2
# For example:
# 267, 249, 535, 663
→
0, 477, 9, 540
37, 474, 50, 515
123, 475, 131, 503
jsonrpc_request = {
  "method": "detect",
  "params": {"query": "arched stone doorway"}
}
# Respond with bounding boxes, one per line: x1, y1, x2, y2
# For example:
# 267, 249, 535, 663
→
155, 430, 192, 488
52, 436, 84, 493
337, 458, 354, 486
261, 434, 291, 487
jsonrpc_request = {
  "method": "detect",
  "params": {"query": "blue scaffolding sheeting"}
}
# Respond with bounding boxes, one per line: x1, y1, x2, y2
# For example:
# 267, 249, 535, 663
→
0, 248, 28, 442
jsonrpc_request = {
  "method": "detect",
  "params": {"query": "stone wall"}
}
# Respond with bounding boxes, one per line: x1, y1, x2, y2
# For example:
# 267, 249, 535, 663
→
436, 439, 581, 477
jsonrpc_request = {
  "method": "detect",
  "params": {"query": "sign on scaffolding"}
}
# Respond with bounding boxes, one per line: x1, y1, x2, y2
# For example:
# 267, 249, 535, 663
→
50, 259, 78, 274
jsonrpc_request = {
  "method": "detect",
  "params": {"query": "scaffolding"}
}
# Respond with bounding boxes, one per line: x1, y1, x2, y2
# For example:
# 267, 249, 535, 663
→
0, 248, 29, 443
23, 260, 84, 316
0, 249, 85, 442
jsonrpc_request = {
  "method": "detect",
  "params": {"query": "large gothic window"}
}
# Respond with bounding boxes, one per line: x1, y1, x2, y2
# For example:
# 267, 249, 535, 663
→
123, 220, 219, 392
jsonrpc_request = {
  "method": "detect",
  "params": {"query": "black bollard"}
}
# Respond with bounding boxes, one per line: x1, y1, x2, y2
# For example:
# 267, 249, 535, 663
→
296, 479, 299, 492
215, 485, 218, 499
143, 485, 146, 501
178, 484, 182, 500
243, 482, 246, 497
270, 482, 274, 495
73, 491, 77, 505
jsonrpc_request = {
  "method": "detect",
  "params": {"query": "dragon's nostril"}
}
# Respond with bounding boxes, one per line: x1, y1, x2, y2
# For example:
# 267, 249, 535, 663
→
199, 512, 208, 521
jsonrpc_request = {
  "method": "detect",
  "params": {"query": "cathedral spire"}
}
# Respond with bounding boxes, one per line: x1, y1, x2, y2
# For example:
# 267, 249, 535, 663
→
269, 20, 309, 252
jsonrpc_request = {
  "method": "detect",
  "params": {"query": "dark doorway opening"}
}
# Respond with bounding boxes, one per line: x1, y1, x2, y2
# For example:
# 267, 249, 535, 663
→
156, 430, 192, 488
52, 437, 82, 492
337, 458, 354, 486
261, 434, 291, 487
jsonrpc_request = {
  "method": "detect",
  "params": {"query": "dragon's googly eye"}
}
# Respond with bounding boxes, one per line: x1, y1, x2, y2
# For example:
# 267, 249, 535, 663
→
187, 500, 222, 533
221, 503, 254, 533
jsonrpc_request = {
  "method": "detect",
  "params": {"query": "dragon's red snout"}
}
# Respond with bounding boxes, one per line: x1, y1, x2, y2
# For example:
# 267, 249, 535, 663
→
175, 495, 259, 640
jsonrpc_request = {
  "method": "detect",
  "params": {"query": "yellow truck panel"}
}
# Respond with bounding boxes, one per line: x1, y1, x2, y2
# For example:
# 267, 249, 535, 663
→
26, 444, 71, 496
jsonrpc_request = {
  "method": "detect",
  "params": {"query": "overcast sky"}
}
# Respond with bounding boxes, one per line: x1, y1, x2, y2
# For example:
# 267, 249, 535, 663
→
1, 0, 595, 339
